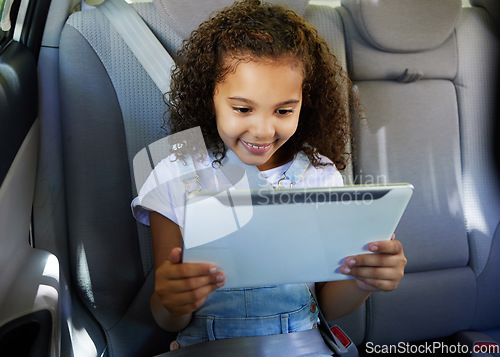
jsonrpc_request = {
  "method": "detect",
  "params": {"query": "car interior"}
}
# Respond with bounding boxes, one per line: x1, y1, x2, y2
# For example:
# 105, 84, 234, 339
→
0, 0, 499, 356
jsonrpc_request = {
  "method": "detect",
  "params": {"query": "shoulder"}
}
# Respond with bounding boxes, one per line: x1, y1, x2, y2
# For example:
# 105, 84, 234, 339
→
315, 153, 335, 166
132, 153, 214, 226
152, 153, 212, 180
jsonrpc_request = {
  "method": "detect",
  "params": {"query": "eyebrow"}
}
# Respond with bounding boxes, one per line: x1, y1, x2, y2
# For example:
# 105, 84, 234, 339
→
228, 97, 300, 106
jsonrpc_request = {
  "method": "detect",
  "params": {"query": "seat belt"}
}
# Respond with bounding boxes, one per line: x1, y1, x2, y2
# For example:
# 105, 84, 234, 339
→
156, 328, 333, 357
87, 0, 174, 95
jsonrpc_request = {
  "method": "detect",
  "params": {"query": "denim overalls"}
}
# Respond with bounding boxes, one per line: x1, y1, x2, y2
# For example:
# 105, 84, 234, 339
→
173, 284, 319, 348
171, 150, 320, 349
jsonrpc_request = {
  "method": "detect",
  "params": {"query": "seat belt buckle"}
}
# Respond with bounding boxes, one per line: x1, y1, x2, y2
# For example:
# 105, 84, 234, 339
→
473, 342, 500, 356
330, 325, 352, 348
321, 324, 358, 356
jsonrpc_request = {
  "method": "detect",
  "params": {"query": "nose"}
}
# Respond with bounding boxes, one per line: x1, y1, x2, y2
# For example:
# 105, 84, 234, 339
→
250, 116, 275, 139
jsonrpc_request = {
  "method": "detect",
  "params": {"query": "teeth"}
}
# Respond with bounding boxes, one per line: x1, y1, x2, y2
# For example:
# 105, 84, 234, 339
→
245, 141, 269, 149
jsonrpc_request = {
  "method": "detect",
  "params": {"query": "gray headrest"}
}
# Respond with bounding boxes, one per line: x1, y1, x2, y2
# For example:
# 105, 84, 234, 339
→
341, 0, 462, 53
153, 0, 310, 39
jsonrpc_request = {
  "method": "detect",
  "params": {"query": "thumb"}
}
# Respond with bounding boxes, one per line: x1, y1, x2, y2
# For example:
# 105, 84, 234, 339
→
169, 247, 183, 264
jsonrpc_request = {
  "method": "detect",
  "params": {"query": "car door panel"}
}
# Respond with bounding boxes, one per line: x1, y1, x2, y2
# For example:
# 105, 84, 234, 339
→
0, 5, 60, 357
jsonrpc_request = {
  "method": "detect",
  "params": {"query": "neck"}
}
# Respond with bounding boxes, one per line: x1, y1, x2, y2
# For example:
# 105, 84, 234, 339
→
257, 147, 294, 171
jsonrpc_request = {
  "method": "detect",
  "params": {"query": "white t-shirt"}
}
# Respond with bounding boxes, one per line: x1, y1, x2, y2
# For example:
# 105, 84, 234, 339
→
131, 151, 343, 227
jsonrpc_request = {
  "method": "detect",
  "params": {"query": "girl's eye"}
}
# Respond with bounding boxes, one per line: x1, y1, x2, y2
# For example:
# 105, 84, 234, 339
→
233, 107, 252, 114
276, 109, 293, 115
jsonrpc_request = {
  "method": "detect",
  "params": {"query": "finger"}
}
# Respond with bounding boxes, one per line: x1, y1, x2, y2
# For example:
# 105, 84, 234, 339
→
165, 272, 225, 293
162, 260, 219, 280
344, 253, 405, 269
169, 247, 183, 264
343, 265, 403, 281
164, 282, 222, 314
367, 239, 403, 255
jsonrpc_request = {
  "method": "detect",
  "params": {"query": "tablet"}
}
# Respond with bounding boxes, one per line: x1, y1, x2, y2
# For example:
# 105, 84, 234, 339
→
182, 184, 414, 289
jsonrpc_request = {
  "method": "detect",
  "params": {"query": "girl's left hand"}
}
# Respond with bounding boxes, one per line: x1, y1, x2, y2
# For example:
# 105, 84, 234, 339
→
340, 234, 407, 292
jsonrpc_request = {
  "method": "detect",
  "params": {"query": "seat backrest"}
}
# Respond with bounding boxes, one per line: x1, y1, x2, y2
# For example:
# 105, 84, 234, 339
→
456, 0, 500, 333
336, 0, 500, 345
50, 0, 353, 355
41, 0, 500, 354
58, 3, 183, 355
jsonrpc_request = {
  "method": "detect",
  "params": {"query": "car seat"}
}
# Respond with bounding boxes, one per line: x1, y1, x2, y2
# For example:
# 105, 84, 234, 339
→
335, 0, 500, 349
33, 0, 499, 355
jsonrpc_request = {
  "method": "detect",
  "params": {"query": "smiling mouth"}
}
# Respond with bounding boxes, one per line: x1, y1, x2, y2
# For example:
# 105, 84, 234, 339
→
240, 139, 273, 154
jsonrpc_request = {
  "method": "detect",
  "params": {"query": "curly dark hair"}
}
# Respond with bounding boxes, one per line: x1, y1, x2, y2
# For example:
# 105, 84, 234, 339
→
165, 0, 353, 170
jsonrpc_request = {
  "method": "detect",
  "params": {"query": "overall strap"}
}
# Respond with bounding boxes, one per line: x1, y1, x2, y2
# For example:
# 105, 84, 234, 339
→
172, 148, 201, 195
276, 151, 310, 189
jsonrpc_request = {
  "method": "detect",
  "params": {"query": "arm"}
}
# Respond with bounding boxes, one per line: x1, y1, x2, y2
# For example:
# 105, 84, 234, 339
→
316, 280, 371, 321
317, 235, 407, 321
149, 211, 225, 332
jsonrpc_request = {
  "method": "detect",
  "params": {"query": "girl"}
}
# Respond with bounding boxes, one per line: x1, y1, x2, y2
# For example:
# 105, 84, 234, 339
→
132, 0, 407, 352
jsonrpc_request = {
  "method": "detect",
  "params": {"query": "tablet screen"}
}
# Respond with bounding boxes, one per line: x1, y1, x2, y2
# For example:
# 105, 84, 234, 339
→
182, 184, 413, 288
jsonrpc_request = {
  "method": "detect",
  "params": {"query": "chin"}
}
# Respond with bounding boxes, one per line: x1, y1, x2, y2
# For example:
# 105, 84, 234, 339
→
239, 154, 270, 167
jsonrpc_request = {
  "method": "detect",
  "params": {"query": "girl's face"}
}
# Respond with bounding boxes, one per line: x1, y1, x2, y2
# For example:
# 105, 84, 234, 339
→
213, 57, 303, 171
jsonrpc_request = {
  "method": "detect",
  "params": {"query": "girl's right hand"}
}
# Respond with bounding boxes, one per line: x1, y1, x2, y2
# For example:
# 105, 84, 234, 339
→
154, 247, 225, 316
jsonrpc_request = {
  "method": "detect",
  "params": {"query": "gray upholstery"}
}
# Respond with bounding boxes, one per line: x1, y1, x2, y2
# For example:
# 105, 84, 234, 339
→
455, 7, 500, 278
304, 4, 353, 185
64, 5, 184, 279
341, 0, 462, 53
460, 0, 500, 332
351, 80, 468, 273
455, 6, 500, 330
338, 0, 500, 346
339, 2, 459, 81
59, 4, 182, 355
153, 0, 309, 39
471, 0, 500, 26
52, 0, 499, 355
366, 268, 476, 343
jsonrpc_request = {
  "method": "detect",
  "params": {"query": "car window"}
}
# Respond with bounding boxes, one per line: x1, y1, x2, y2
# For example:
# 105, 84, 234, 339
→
0, 0, 11, 43
0, 0, 24, 48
